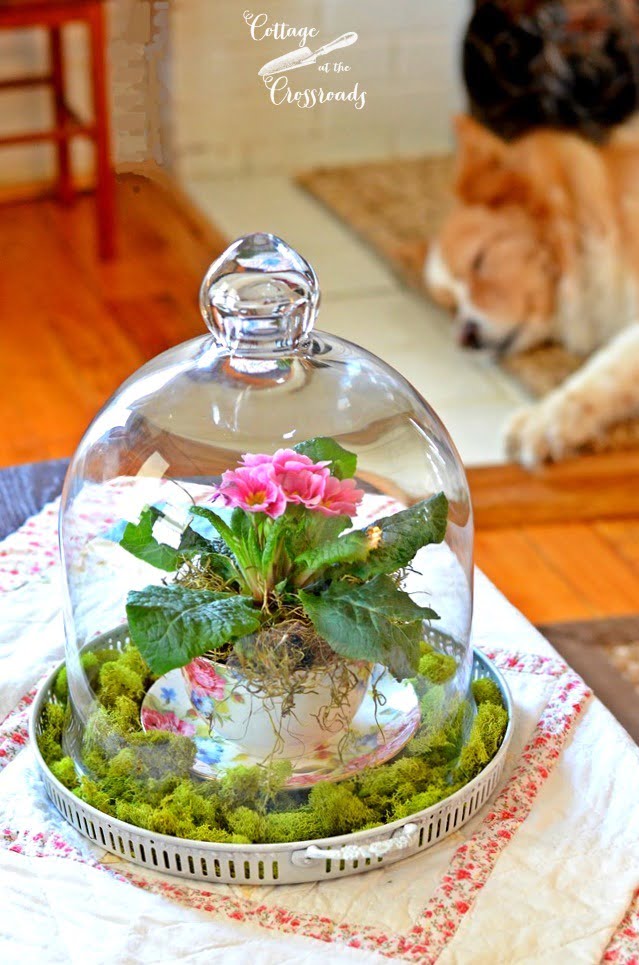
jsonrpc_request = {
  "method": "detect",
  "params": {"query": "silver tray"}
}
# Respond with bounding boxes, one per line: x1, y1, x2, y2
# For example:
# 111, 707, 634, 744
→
31, 649, 513, 886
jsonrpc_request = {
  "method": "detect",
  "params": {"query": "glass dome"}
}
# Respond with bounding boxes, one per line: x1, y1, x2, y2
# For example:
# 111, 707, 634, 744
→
58, 233, 474, 839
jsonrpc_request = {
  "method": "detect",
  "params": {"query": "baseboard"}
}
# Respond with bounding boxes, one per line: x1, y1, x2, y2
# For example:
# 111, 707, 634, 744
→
468, 451, 639, 528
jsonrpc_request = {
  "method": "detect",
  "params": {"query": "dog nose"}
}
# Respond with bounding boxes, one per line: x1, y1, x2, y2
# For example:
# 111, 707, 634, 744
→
458, 319, 482, 349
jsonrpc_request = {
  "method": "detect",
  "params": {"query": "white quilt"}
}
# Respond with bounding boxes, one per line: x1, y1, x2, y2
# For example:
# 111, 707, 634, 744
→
0, 498, 638, 964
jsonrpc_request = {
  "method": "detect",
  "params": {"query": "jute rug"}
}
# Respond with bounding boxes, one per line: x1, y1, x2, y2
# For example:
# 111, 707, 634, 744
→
539, 616, 639, 743
297, 156, 639, 454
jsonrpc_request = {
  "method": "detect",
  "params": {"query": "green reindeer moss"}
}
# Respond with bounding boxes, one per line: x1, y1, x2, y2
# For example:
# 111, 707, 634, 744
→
37, 644, 507, 844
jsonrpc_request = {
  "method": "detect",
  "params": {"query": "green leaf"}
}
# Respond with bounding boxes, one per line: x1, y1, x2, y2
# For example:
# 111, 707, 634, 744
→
293, 437, 357, 479
294, 529, 370, 581
120, 507, 180, 571
126, 584, 261, 675
177, 524, 218, 558
284, 511, 350, 563
299, 575, 438, 680
228, 508, 262, 568
247, 519, 262, 568
120, 505, 236, 574
200, 552, 240, 584
230, 507, 252, 539
354, 492, 449, 579
262, 516, 289, 573
191, 506, 239, 556
187, 514, 235, 558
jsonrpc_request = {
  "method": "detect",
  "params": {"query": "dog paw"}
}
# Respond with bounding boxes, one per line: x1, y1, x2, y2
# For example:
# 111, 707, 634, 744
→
505, 401, 581, 467
505, 407, 545, 467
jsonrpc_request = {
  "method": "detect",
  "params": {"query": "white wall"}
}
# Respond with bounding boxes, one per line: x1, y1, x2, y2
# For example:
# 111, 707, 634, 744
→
171, 0, 467, 181
0, 1, 467, 188
0, 0, 169, 187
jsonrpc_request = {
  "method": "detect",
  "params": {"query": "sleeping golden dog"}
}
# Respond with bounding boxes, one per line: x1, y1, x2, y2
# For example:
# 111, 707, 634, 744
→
426, 114, 639, 465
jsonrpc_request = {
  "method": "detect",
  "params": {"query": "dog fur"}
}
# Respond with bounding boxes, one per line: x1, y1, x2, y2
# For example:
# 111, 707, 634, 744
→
426, 115, 639, 465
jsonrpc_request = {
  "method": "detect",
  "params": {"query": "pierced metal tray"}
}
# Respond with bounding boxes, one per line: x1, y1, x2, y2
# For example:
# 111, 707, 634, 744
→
31, 649, 513, 886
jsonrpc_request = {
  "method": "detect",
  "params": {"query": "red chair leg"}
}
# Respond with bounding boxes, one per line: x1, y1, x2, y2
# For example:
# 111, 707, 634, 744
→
49, 25, 73, 205
87, 2, 115, 260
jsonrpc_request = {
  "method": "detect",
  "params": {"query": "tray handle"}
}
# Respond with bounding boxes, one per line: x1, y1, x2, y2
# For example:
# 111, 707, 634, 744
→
291, 823, 419, 866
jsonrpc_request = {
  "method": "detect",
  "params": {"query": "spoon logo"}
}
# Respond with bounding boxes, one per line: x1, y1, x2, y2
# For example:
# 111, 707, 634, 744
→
243, 11, 367, 110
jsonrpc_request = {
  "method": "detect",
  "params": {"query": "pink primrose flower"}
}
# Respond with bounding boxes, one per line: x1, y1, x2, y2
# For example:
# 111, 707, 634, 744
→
184, 658, 226, 698
215, 449, 361, 516
272, 448, 327, 472
277, 465, 329, 507
215, 464, 286, 518
241, 449, 331, 510
316, 476, 365, 517
239, 452, 273, 467
275, 454, 330, 508
142, 708, 196, 737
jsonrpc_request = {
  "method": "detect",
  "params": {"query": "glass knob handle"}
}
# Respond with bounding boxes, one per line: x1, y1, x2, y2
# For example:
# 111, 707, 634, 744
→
199, 233, 320, 355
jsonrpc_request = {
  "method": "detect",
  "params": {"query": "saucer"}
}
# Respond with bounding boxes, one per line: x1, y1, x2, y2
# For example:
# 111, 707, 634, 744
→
141, 666, 420, 788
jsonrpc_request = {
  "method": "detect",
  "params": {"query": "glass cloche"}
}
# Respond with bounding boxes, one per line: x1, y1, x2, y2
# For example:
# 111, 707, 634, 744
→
57, 233, 475, 842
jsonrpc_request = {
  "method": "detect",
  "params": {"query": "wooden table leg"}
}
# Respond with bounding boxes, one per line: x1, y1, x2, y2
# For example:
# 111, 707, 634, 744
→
87, 2, 115, 260
49, 25, 73, 205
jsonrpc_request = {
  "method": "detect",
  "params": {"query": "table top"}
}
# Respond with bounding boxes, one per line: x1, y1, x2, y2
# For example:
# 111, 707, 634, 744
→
0, 464, 637, 963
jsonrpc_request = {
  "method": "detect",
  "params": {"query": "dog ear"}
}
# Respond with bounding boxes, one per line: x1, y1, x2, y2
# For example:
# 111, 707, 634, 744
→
453, 115, 577, 273
453, 115, 509, 202
453, 114, 541, 210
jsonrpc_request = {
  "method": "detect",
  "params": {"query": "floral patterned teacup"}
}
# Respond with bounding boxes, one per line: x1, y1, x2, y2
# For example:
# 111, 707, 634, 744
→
181, 656, 371, 760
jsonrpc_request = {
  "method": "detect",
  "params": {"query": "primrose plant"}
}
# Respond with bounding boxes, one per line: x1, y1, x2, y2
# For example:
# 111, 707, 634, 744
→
120, 438, 449, 708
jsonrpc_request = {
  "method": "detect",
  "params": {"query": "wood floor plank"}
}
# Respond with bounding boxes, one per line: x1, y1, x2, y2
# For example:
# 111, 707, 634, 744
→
594, 520, 639, 570
519, 523, 639, 618
474, 528, 595, 623
477, 516, 638, 622
46, 174, 219, 304
0, 173, 227, 466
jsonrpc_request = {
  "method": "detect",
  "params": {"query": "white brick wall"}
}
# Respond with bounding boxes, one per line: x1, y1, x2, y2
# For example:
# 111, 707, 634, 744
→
0, 1, 466, 186
171, 0, 466, 180
0, 0, 165, 186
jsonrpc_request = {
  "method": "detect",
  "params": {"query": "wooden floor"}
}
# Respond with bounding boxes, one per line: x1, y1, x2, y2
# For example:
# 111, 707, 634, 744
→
0, 173, 227, 465
470, 455, 639, 623
1, 176, 638, 626
475, 514, 639, 623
